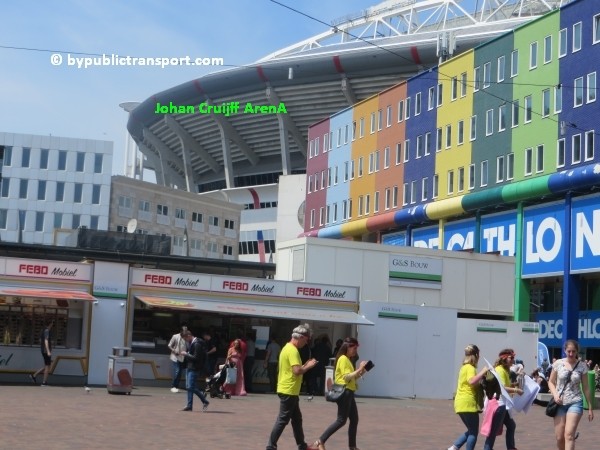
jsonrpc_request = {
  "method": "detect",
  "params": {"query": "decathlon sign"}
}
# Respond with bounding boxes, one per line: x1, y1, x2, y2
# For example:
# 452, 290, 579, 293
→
537, 311, 600, 347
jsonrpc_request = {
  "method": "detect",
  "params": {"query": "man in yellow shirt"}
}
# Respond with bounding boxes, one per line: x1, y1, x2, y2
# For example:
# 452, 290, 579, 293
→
266, 324, 318, 450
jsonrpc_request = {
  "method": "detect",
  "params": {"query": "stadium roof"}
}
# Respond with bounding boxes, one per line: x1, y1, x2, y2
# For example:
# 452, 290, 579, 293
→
126, 0, 564, 192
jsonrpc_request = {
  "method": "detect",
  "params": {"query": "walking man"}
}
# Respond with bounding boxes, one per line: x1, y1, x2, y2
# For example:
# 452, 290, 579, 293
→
266, 324, 318, 450
168, 326, 188, 393
31, 320, 53, 386
180, 329, 210, 412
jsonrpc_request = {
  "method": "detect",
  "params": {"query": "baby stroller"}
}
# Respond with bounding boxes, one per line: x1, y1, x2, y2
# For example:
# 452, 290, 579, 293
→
205, 360, 235, 399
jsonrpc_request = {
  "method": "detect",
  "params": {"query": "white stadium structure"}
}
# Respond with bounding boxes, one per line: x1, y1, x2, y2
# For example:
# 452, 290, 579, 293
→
125, 0, 566, 263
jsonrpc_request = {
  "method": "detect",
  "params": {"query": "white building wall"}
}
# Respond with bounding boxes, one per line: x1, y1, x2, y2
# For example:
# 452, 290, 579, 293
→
0, 132, 113, 244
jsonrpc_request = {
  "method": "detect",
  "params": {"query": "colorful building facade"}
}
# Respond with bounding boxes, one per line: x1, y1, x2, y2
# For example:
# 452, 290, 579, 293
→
304, 0, 600, 357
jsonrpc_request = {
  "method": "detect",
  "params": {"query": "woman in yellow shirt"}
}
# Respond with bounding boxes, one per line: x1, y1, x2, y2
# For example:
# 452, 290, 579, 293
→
448, 344, 488, 450
313, 337, 368, 450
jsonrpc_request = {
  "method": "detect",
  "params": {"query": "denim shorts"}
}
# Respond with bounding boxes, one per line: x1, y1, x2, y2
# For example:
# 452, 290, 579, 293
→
556, 400, 583, 416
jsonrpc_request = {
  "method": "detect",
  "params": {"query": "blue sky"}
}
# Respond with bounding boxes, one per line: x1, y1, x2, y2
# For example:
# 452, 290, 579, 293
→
0, 0, 378, 175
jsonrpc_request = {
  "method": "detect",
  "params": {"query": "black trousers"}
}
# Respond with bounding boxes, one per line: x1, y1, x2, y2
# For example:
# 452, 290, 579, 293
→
266, 394, 308, 450
319, 389, 359, 447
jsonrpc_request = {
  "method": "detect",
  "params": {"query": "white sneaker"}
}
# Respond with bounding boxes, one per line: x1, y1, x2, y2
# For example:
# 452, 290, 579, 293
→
170, 387, 179, 393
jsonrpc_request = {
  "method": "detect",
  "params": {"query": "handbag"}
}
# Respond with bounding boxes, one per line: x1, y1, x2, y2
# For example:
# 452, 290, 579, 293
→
225, 366, 237, 385
326, 383, 346, 403
546, 361, 580, 418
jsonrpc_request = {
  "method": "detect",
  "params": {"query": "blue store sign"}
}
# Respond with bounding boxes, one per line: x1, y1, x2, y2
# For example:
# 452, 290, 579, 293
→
536, 311, 600, 348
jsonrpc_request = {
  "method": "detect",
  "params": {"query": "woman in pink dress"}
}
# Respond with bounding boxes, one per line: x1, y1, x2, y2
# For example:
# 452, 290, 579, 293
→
223, 339, 247, 396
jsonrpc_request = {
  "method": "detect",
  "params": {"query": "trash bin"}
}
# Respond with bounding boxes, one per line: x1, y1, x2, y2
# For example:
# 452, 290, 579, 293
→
324, 357, 336, 396
107, 347, 134, 395
582, 371, 596, 410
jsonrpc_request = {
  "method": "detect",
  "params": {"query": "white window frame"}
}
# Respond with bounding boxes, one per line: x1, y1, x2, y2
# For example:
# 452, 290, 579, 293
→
457, 120, 464, 145
432, 175, 439, 199
480, 160, 488, 187
572, 134, 582, 164
542, 89, 550, 117
573, 22, 582, 52
530, 41, 538, 69
587, 72, 597, 103
536, 145, 544, 173
512, 101, 519, 127
428, 87, 435, 110
510, 50, 519, 78
470, 115, 477, 141
498, 104, 507, 132
486, 109, 494, 136
507, 153, 514, 180
544, 35, 552, 64
525, 148, 533, 175
415, 92, 422, 116
524, 95, 532, 123
497, 55, 505, 82
554, 85, 562, 113
557, 138, 566, 168
468, 164, 475, 190
574, 77, 584, 107
585, 130, 595, 161
445, 125, 452, 149
496, 156, 505, 182
483, 62, 491, 88
447, 170, 454, 195
559, 28, 568, 57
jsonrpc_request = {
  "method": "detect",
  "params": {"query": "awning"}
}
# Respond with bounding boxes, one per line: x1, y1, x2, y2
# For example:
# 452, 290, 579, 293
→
136, 295, 374, 325
0, 286, 97, 301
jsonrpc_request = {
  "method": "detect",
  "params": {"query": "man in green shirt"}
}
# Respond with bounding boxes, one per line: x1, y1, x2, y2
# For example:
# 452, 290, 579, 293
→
266, 324, 318, 450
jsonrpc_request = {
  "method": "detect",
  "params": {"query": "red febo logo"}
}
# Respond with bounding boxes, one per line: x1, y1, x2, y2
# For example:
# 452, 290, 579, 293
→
144, 274, 172, 285
223, 280, 249, 291
296, 287, 321, 297
19, 264, 49, 275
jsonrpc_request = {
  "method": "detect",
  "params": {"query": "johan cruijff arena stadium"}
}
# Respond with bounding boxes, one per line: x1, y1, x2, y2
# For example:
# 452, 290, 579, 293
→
126, 0, 560, 262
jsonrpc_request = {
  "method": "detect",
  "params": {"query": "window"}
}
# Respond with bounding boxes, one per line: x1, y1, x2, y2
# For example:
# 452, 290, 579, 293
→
358, 157, 364, 177
3, 146, 12, 165
222, 245, 233, 256
397, 101, 404, 122
385, 188, 391, 210
573, 22, 582, 52
328, 167, 332, 185
402, 183, 409, 206
470, 116, 477, 141
416, 135, 423, 158
536, 145, 544, 173
433, 175, 439, 198
510, 50, 519, 77
405, 97, 411, 119
460, 72, 467, 97
368, 155, 373, 175
468, 164, 475, 190
530, 42, 538, 69
22, 147, 31, 168
428, 87, 435, 110
37, 180, 46, 200
457, 120, 464, 145
348, 199, 352, 218
574, 77, 584, 106
542, 89, 550, 117
384, 147, 390, 168
447, 170, 454, 194
315, 136, 321, 155
334, 165, 339, 183
507, 153, 514, 180
554, 85, 563, 113
445, 125, 452, 149
40, 149, 49, 169
377, 109, 383, 131
573, 134, 582, 164
344, 126, 348, 144
512, 101, 520, 127
486, 109, 494, 136
544, 35, 552, 64
457, 167, 464, 192
392, 186, 398, 207
559, 28, 568, 57
308, 175, 313, 193
524, 95, 532, 122
56, 182, 65, 201
557, 139, 566, 168
319, 207, 325, 225
310, 210, 315, 228
404, 140, 410, 162
157, 204, 169, 216
91, 185, 100, 204
0, 210, 6, 229
474, 66, 481, 91
0, 178, 8, 198
139, 200, 150, 212
525, 148, 533, 175
451, 76, 458, 100
483, 62, 491, 88
76, 152, 85, 172
370, 112, 376, 134
192, 212, 203, 223
436, 128, 443, 151
72, 214, 81, 229
410, 181, 416, 204
374, 152, 380, 172
224, 219, 235, 230
337, 128, 342, 147
374, 191, 380, 212
422, 177, 429, 200
386, 106, 392, 127
595, 14, 600, 44
342, 200, 348, 220
425, 132, 431, 156
395, 143, 402, 165
415, 93, 421, 116
365, 194, 370, 215
357, 196, 363, 216
175, 208, 186, 220
587, 72, 597, 103
324, 132, 330, 151
585, 131, 595, 161
35, 212, 44, 232
58, 150, 67, 170
437, 83, 443, 106
350, 160, 355, 179
497, 156, 505, 182
19, 179, 28, 199
54, 212, 63, 229
94, 154, 103, 173
90, 216, 99, 230
481, 161, 489, 187
497, 56, 505, 82
209, 216, 219, 227
74, 183, 83, 203
498, 104, 507, 131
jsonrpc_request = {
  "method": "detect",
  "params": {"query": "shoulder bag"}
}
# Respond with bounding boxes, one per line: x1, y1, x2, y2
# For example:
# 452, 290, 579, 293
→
326, 383, 346, 403
546, 361, 580, 417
